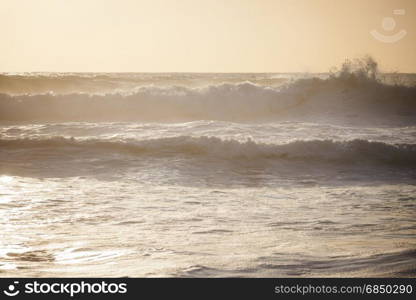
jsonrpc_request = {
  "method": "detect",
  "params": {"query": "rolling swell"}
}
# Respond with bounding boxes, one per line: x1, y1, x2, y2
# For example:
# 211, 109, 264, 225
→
1, 136, 416, 167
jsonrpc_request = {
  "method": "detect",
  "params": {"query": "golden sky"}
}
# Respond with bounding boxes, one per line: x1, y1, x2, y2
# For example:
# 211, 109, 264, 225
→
1, 0, 415, 72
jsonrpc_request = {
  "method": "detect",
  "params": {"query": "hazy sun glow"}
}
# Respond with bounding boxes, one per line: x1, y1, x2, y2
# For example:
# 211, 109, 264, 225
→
0, 0, 415, 73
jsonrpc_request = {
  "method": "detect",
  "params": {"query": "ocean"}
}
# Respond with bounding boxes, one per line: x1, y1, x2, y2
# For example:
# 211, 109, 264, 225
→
0, 68, 415, 277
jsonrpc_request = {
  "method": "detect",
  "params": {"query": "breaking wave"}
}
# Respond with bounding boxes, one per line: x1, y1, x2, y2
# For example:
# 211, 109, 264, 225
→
1, 58, 415, 123
0, 80, 415, 123
1, 136, 416, 166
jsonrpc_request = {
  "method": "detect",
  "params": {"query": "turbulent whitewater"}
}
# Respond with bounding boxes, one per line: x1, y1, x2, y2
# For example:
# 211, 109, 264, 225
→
1, 62, 416, 277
